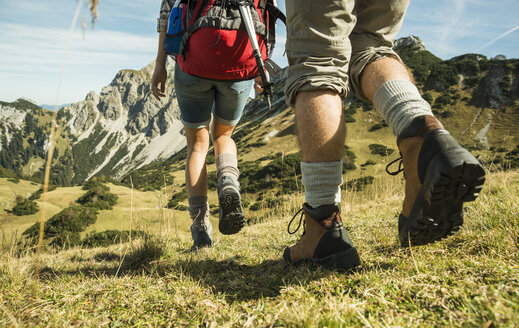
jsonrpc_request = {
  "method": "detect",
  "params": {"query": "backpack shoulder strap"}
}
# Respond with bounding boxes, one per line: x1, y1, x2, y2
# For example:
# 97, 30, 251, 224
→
177, 0, 212, 56
257, 0, 286, 25
256, 0, 285, 58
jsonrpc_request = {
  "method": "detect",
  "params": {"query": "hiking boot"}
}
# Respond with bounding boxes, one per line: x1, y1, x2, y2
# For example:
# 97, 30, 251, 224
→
190, 207, 212, 250
190, 219, 213, 250
217, 174, 245, 235
283, 203, 361, 270
391, 116, 486, 246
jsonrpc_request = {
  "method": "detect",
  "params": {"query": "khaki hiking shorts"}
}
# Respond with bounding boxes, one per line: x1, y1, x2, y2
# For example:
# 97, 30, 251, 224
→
284, 0, 410, 105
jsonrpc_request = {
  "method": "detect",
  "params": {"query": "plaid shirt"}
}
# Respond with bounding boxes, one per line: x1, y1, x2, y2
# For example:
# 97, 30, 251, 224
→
157, 0, 176, 32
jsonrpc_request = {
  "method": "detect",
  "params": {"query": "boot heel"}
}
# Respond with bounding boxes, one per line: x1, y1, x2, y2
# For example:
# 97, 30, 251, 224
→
426, 148, 485, 209
218, 186, 245, 235
316, 247, 361, 270
415, 146, 486, 244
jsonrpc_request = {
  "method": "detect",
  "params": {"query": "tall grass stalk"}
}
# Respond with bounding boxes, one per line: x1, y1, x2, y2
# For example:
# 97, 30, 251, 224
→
129, 175, 134, 245
35, 0, 85, 278
159, 176, 175, 242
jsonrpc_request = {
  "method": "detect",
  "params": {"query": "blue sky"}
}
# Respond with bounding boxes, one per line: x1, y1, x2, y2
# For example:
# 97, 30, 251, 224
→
0, 0, 518, 105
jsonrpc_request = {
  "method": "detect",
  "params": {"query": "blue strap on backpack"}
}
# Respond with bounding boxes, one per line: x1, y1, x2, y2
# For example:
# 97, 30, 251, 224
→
164, 0, 184, 57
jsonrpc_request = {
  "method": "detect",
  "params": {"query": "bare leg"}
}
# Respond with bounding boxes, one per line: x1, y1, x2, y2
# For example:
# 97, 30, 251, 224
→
360, 57, 434, 137
185, 126, 210, 198
212, 121, 236, 157
360, 57, 413, 102
294, 90, 345, 162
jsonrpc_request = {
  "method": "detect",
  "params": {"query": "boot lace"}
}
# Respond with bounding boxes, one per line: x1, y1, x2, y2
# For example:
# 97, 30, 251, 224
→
287, 207, 305, 235
386, 156, 403, 176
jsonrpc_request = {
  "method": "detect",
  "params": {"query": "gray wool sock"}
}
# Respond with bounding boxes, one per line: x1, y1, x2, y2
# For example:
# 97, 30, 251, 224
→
373, 79, 435, 137
188, 196, 209, 225
301, 161, 343, 208
215, 153, 239, 180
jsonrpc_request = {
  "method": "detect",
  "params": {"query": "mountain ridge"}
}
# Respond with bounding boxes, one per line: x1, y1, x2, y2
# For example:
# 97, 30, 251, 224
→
1, 36, 518, 187
1, 60, 186, 185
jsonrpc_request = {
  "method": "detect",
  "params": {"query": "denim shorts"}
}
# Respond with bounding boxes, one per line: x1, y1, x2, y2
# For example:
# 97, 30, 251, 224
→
174, 64, 254, 129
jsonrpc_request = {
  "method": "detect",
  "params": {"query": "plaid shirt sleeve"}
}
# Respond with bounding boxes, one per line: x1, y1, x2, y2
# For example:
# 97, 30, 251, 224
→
157, 0, 175, 32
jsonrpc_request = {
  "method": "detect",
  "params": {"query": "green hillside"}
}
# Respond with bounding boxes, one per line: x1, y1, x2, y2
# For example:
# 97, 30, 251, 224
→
1, 169, 517, 326
0, 100, 76, 185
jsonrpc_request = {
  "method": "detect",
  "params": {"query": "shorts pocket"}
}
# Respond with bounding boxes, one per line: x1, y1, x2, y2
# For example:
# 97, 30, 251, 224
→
227, 80, 253, 95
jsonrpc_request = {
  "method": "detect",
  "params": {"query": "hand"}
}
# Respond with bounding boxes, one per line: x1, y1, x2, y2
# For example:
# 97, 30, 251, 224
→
151, 63, 167, 100
254, 76, 263, 93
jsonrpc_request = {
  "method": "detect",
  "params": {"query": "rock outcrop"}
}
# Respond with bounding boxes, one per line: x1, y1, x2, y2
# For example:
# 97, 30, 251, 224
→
0, 60, 185, 184
60, 60, 185, 182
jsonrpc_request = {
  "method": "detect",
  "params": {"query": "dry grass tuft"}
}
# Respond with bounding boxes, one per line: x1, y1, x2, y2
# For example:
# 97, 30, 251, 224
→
88, 0, 99, 28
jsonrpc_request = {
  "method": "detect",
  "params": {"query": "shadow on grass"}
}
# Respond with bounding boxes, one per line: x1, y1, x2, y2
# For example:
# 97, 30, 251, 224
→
161, 257, 338, 301
39, 237, 166, 278
37, 245, 358, 301
40, 257, 340, 302
37, 236, 369, 302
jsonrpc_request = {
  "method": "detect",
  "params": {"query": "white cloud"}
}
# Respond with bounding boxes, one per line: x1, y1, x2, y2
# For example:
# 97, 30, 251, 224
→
438, 0, 467, 44
0, 0, 161, 104
0, 22, 155, 66
0, 22, 156, 104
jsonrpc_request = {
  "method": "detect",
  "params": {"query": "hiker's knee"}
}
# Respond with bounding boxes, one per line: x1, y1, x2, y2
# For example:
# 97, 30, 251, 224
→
294, 90, 343, 126
211, 122, 234, 143
186, 127, 210, 154
293, 90, 344, 159
349, 45, 404, 102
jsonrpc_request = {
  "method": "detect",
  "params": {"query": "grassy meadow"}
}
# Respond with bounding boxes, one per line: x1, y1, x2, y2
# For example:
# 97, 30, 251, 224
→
1, 168, 518, 327
3, 34, 519, 326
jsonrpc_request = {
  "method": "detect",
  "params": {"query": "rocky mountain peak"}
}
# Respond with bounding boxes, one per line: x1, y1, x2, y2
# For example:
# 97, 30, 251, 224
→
394, 35, 426, 51
30, 59, 185, 183
493, 54, 507, 60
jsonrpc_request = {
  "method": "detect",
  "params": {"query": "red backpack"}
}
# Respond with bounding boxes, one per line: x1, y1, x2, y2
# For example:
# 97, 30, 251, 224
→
167, 0, 285, 81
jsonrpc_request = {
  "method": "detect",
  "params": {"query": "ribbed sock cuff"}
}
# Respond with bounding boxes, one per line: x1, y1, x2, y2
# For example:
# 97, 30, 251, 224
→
215, 153, 239, 180
373, 79, 434, 137
301, 161, 343, 208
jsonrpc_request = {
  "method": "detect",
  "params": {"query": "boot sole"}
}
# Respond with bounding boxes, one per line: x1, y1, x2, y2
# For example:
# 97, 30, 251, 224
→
218, 185, 245, 235
400, 142, 485, 246
283, 247, 361, 271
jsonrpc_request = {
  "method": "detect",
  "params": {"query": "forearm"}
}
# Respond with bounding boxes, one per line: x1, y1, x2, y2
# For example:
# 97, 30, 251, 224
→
156, 31, 167, 66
